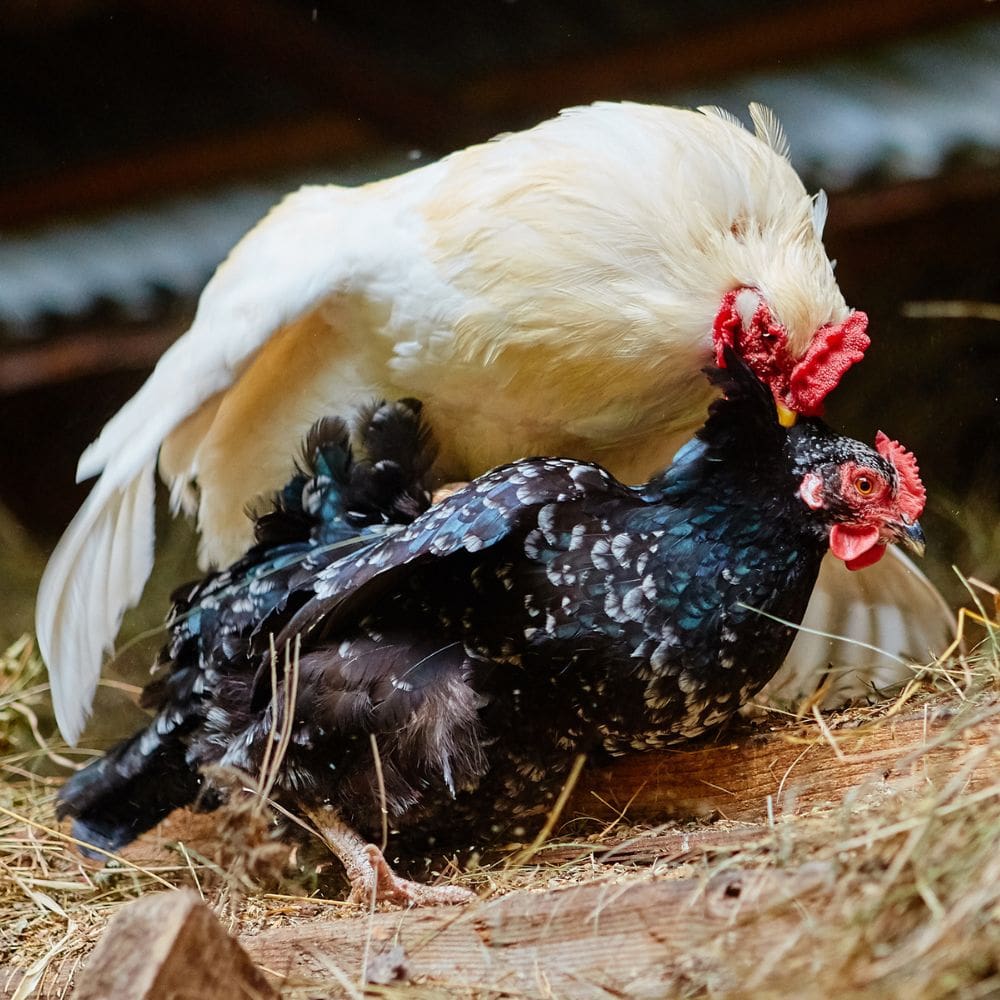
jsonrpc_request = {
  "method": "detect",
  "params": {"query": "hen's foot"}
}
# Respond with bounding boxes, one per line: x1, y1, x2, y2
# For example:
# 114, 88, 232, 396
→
305, 805, 474, 908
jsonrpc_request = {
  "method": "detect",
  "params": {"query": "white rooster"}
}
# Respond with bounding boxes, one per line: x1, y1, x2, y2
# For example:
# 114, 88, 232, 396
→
37, 102, 951, 744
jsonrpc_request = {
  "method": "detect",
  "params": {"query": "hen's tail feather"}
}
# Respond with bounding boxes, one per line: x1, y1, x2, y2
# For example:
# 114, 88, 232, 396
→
56, 724, 202, 855
354, 397, 437, 478
345, 397, 436, 526
250, 415, 353, 549
252, 399, 435, 552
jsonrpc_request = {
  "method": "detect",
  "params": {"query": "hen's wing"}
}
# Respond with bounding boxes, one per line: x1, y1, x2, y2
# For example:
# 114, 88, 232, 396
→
270, 459, 633, 652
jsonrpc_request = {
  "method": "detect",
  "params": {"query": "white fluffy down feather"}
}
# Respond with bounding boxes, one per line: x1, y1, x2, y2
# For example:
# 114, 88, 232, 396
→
37, 102, 951, 744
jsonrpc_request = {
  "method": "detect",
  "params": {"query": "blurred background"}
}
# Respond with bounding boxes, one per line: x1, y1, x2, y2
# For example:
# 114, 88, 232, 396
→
1, 1, 998, 711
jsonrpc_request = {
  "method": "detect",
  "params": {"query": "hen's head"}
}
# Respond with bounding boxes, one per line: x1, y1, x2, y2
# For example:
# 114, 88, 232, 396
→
713, 287, 870, 423
792, 426, 926, 570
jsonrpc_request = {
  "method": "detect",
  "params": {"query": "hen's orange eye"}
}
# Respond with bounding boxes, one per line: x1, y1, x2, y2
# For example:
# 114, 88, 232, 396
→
854, 475, 875, 496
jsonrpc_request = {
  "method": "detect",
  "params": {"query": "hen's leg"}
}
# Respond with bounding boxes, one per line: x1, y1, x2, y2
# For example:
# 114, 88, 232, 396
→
304, 805, 474, 907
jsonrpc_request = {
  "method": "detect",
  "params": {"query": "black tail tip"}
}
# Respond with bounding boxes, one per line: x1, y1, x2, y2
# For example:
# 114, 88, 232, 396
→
66, 816, 133, 860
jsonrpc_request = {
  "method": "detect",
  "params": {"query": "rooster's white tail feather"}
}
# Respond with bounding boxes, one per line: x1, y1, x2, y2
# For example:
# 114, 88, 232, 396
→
766, 547, 952, 706
35, 466, 156, 744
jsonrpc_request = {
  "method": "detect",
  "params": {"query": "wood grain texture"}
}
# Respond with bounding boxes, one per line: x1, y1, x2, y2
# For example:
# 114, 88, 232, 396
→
0, 114, 378, 229
571, 700, 1000, 826
4, 696, 996, 999
240, 862, 836, 998
6, 866, 836, 1000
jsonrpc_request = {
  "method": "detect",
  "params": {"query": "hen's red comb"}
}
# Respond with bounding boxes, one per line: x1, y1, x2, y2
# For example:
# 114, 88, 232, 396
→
875, 431, 926, 519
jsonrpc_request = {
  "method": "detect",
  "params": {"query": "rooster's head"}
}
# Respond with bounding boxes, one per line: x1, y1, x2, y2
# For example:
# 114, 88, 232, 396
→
712, 287, 870, 426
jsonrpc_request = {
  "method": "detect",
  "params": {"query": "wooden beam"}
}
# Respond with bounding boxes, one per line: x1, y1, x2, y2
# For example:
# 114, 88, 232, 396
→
243, 864, 838, 995
79, 695, 1000, 876
461, 0, 993, 124
4, 693, 997, 998
826, 165, 1000, 235
0, 324, 180, 393
571, 698, 999, 827
69, 891, 279, 1000
3, 866, 837, 998
0, 114, 379, 230
5, 1, 995, 233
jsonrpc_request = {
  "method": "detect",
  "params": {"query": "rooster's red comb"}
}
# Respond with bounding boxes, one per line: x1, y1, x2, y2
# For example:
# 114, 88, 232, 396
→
875, 431, 926, 520
712, 292, 871, 418
787, 311, 870, 415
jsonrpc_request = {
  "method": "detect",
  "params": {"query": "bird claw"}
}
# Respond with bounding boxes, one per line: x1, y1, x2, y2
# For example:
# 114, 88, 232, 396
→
349, 844, 475, 908
306, 806, 473, 908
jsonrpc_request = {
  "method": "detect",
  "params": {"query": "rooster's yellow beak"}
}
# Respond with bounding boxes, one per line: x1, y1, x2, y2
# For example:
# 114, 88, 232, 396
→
776, 402, 797, 428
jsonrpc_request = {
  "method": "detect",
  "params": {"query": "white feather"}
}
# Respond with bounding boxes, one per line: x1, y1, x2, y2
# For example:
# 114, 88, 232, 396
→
697, 104, 744, 129
36, 465, 155, 743
749, 101, 791, 160
811, 189, 829, 240
765, 547, 953, 706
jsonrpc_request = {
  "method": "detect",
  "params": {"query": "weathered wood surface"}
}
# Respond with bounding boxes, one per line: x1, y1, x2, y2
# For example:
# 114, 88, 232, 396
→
2, 697, 997, 999
241, 862, 836, 997
571, 699, 1000, 826
5, 865, 836, 1000
86, 699, 1000, 869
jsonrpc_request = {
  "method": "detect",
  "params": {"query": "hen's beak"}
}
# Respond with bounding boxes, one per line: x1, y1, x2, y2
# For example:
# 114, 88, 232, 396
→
892, 519, 926, 557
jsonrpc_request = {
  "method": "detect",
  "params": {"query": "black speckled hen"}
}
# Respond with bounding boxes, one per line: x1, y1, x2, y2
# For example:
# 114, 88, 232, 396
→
58, 351, 926, 906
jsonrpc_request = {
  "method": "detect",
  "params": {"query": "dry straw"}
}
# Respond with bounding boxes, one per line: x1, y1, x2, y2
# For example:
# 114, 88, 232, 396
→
1, 577, 999, 997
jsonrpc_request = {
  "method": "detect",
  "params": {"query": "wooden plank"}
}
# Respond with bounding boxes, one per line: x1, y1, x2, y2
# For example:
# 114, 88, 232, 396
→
80, 700, 1000, 862
461, 0, 993, 124
97, 697, 1000, 873
4, 695, 998, 998
70, 890, 278, 1000
571, 700, 1000, 826
4, 865, 836, 999
241, 863, 837, 997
